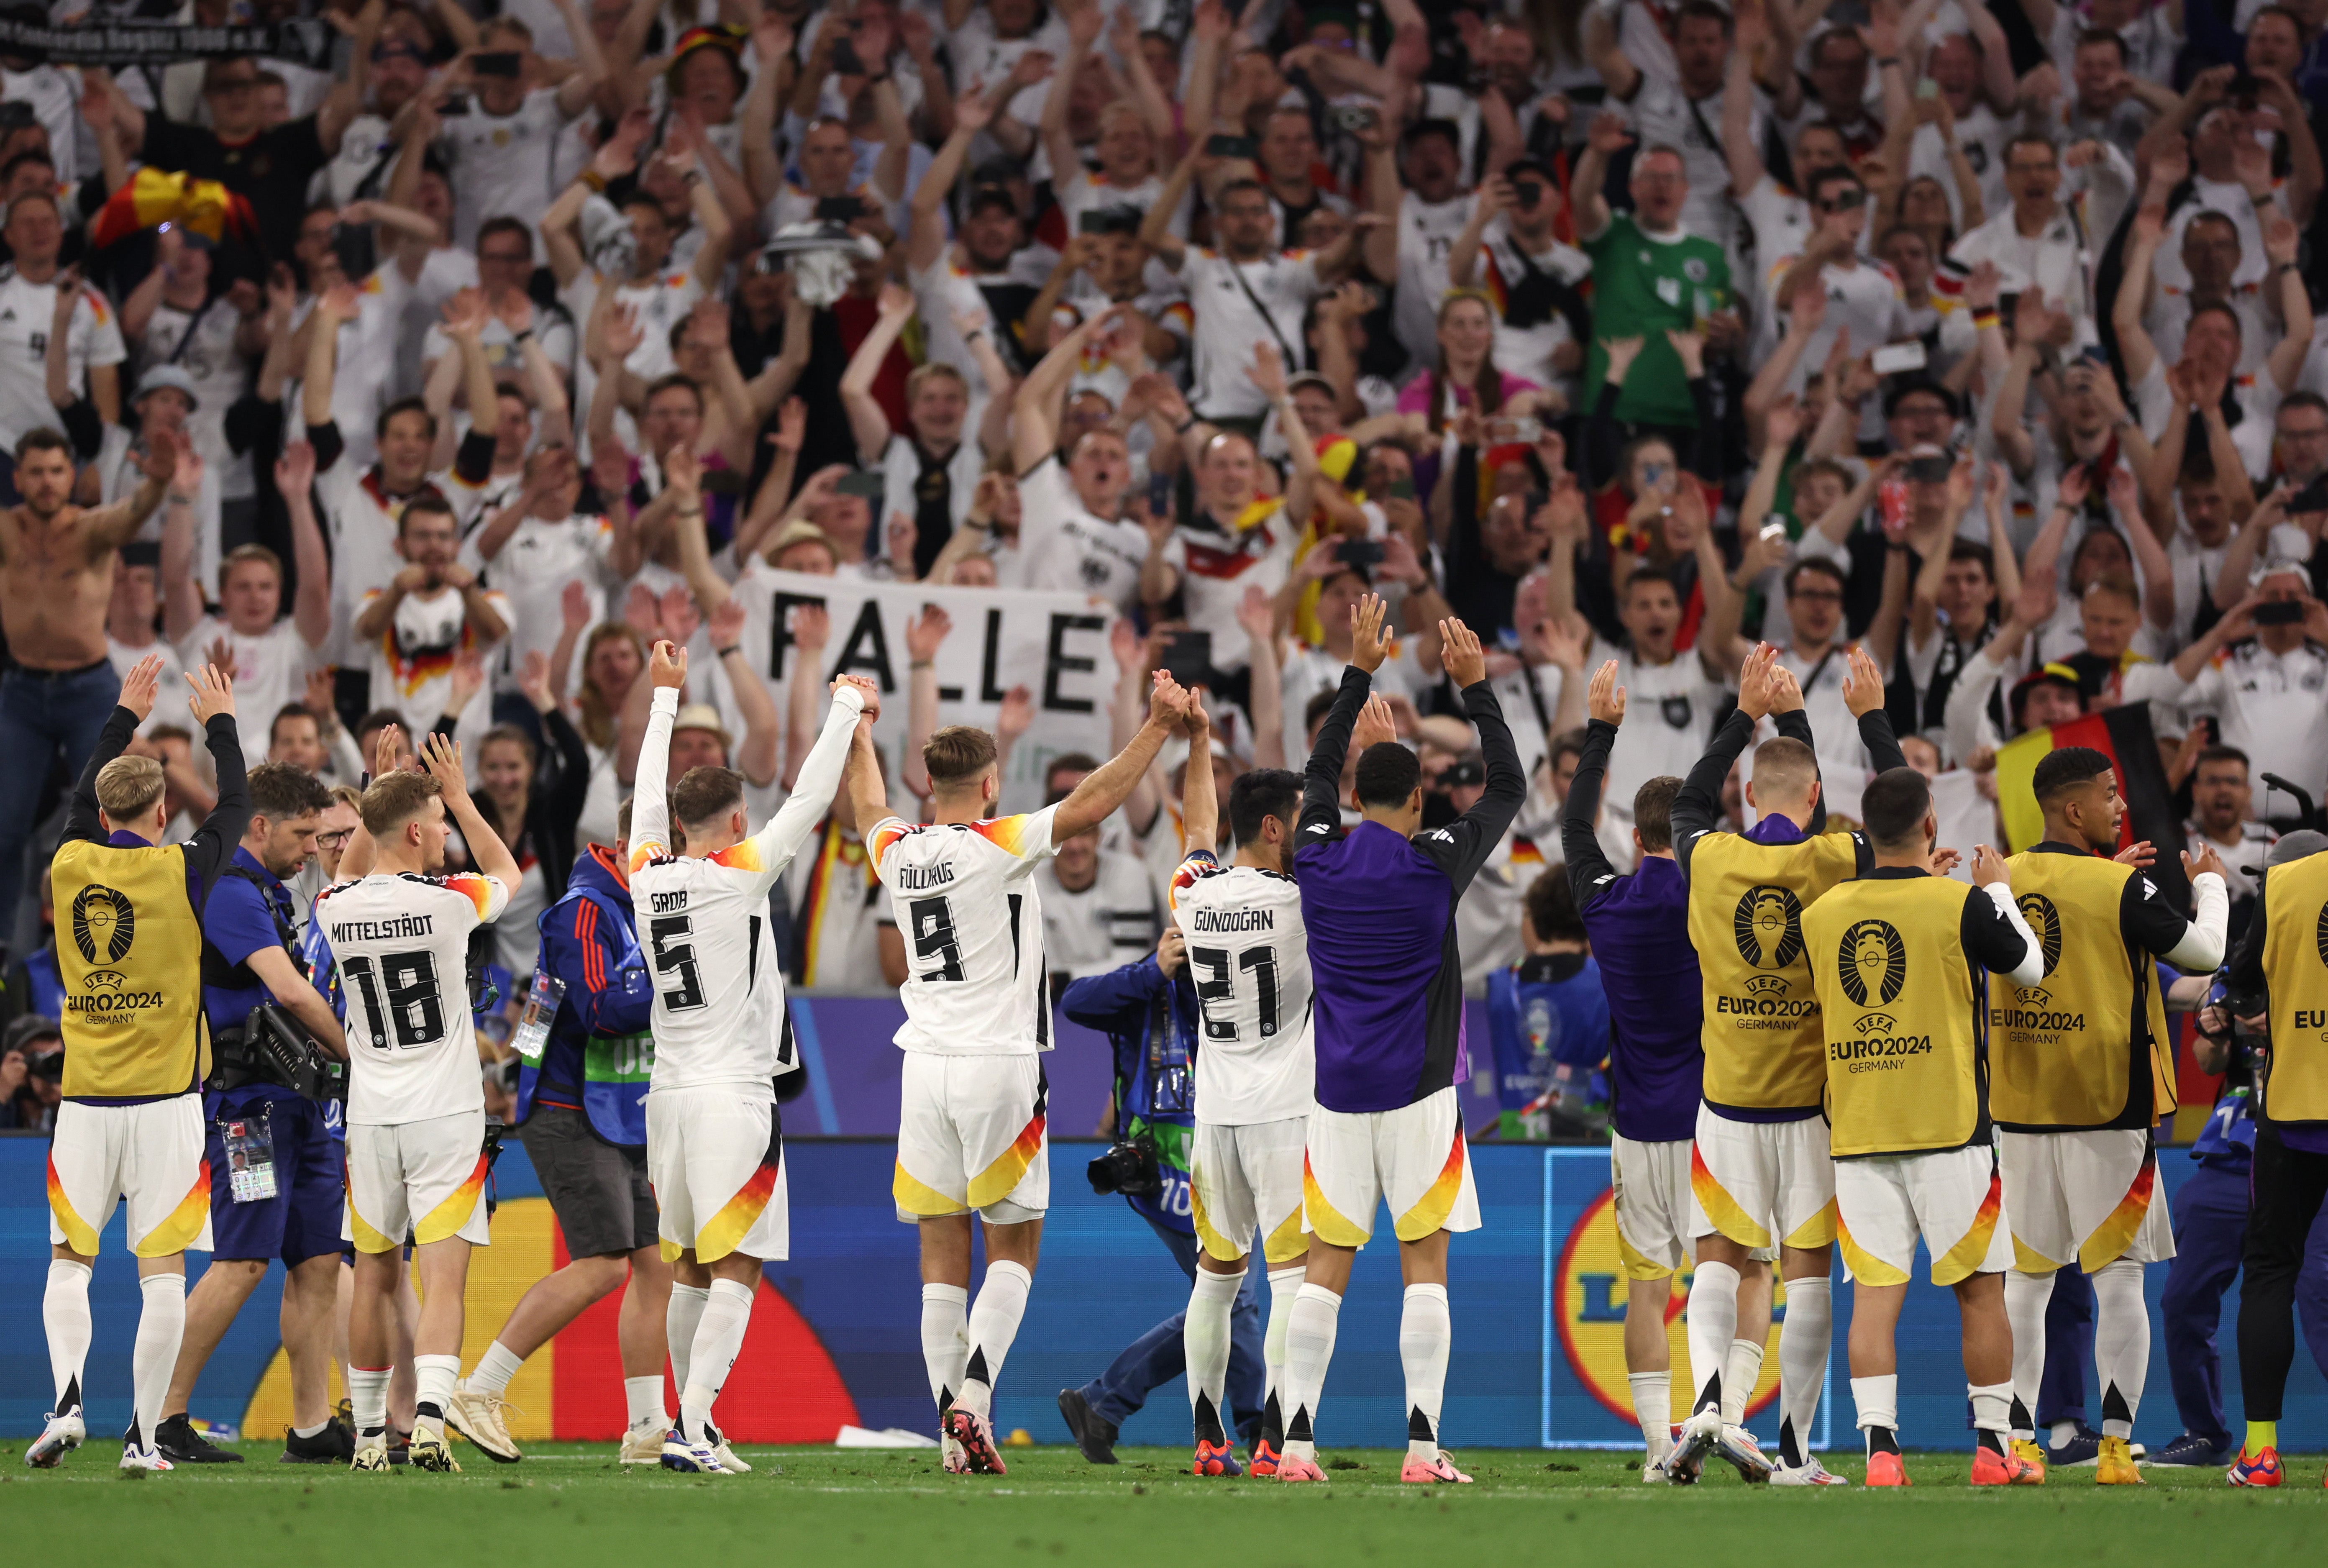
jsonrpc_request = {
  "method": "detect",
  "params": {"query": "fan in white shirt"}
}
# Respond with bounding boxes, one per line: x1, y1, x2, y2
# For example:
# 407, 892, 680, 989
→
161, 443, 335, 766
1037, 828, 1160, 981
1004, 307, 1158, 611
460, 446, 616, 692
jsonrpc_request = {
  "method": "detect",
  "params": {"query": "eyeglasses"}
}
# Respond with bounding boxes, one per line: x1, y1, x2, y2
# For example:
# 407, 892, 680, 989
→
206, 77, 260, 95
316, 830, 352, 851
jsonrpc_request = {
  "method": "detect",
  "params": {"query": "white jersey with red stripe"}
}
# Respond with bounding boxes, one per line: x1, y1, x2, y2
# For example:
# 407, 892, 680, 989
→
628, 683, 867, 1091
1168, 852, 1315, 1126
870, 806, 1064, 1056
317, 871, 509, 1125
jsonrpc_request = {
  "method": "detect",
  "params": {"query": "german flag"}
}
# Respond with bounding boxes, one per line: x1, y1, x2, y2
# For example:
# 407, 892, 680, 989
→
90, 167, 257, 250
1993, 701, 2190, 910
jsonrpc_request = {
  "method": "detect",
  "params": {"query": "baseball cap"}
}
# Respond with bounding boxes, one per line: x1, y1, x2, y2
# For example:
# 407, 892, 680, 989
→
133, 364, 200, 412
2007, 661, 2082, 723
2268, 830, 2328, 866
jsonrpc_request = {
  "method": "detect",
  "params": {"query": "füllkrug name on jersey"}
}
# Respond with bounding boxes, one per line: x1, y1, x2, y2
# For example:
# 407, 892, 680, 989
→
896, 863, 955, 890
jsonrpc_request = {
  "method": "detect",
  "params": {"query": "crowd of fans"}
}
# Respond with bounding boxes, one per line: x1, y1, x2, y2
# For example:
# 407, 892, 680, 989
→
3, 0, 2327, 1124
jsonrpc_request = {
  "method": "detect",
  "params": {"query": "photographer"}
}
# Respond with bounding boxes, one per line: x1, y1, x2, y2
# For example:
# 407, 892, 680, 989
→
154, 764, 351, 1468
2220, 828, 2328, 1483
1053, 925, 1263, 1466
1, 1015, 63, 1132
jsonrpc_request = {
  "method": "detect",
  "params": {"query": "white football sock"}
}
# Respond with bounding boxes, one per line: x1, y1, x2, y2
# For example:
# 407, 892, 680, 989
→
1777, 1275, 1831, 1468
412, 1353, 460, 1437
1684, 1261, 1740, 1416
958, 1261, 1032, 1422
666, 1282, 711, 1405
2091, 1259, 2150, 1440
1185, 1268, 1242, 1443
1399, 1284, 1452, 1460
2002, 1269, 2053, 1442
1629, 1371, 1672, 1461
1721, 1337, 1764, 1426
131, 1274, 186, 1451
1264, 1265, 1303, 1443
1969, 1381, 2013, 1439
468, 1339, 525, 1401
919, 1283, 970, 1419
1851, 1373, 1898, 1450
348, 1366, 391, 1438
625, 1376, 668, 1431
1280, 1283, 1342, 1461
680, 1278, 755, 1442
43, 1258, 92, 1412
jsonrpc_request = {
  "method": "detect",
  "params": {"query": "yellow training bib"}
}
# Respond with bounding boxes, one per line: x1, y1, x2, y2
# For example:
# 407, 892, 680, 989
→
2262, 853, 2328, 1127
50, 838, 209, 1099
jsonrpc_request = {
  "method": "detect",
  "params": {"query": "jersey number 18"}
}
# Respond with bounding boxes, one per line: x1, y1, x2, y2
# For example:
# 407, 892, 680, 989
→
341, 951, 446, 1051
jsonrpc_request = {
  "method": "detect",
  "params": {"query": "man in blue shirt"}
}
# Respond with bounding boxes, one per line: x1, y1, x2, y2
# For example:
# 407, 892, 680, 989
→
153, 764, 349, 1466
1276, 598, 1524, 1486
444, 799, 673, 1468
1053, 928, 1265, 1466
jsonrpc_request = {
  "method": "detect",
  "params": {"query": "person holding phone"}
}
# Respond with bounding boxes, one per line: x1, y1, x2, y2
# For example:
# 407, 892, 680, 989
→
435, 5, 608, 251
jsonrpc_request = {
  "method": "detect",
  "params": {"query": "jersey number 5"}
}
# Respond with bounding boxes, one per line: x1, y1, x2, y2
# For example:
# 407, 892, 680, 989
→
341, 952, 446, 1051
1189, 945, 1279, 1040
649, 915, 708, 1010
909, 895, 966, 982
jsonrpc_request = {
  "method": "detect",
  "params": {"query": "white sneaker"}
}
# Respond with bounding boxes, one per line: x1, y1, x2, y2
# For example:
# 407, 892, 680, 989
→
1641, 1455, 1674, 1484
25, 1409, 84, 1468
709, 1426, 751, 1474
1770, 1457, 1851, 1486
1667, 1407, 1723, 1477
1716, 1423, 1774, 1482
119, 1443, 174, 1473
444, 1382, 522, 1463
660, 1427, 734, 1475
350, 1435, 391, 1472
618, 1422, 668, 1465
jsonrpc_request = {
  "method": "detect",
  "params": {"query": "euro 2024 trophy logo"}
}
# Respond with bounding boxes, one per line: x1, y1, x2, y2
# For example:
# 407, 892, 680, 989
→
72, 884, 137, 993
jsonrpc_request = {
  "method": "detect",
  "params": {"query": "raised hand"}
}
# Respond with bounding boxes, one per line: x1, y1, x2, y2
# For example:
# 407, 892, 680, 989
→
1438, 616, 1486, 688
118, 654, 164, 722
373, 722, 405, 779
649, 638, 688, 689
517, 648, 555, 712
138, 425, 182, 485
2113, 840, 2158, 869
1970, 843, 2011, 888
997, 683, 1034, 739
1350, 593, 1391, 674
708, 594, 746, 653
2183, 841, 2228, 881
835, 672, 881, 721
185, 661, 237, 724
1148, 667, 1191, 726
1587, 658, 1626, 727
418, 730, 470, 803
1350, 692, 1398, 752
1735, 643, 1780, 720
659, 584, 702, 647
906, 604, 953, 663
274, 441, 316, 499
1841, 642, 1885, 717
447, 646, 488, 713
1766, 662, 1805, 715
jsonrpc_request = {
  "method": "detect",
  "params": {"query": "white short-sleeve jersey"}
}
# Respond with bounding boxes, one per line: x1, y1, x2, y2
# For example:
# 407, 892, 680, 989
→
1168, 851, 1316, 1127
318, 871, 509, 1125
870, 805, 1064, 1056
627, 683, 866, 1090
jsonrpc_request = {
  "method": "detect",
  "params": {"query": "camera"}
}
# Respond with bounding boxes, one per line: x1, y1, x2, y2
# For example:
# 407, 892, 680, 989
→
816, 194, 868, 223
1336, 538, 1385, 570
1906, 453, 1953, 485
830, 36, 865, 74
1078, 207, 1142, 236
2289, 476, 2328, 515
1086, 1134, 1162, 1196
1332, 104, 1380, 135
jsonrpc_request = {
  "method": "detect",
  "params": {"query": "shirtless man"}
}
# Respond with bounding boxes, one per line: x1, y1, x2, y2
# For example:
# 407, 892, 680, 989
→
0, 424, 179, 946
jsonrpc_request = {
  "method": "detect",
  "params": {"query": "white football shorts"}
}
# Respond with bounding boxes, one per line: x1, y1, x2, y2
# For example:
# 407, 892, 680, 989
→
647, 1084, 787, 1264
344, 1108, 491, 1252
1998, 1127, 2174, 1273
1834, 1145, 2010, 1286
1301, 1086, 1480, 1247
1688, 1104, 1837, 1253
893, 1052, 1049, 1224
47, 1094, 211, 1257
1192, 1116, 1309, 1264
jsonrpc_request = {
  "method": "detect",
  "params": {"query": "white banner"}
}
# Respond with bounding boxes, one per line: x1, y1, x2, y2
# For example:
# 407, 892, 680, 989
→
1930, 767, 1998, 883
715, 569, 1127, 812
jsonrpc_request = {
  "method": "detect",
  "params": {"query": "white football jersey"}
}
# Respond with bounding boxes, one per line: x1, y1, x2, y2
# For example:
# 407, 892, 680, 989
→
1168, 852, 1316, 1126
318, 871, 509, 1125
628, 683, 866, 1091
870, 806, 1063, 1056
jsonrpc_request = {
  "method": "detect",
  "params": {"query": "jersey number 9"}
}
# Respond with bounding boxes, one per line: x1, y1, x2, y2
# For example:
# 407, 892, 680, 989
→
909, 896, 966, 983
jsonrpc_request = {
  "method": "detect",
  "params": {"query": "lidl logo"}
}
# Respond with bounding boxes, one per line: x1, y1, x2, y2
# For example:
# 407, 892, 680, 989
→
1553, 1188, 1786, 1423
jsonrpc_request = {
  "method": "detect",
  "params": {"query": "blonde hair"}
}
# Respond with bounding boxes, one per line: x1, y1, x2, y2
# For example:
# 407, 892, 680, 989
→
579, 622, 648, 750
218, 543, 283, 593
359, 769, 444, 838
95, 755, 166, 821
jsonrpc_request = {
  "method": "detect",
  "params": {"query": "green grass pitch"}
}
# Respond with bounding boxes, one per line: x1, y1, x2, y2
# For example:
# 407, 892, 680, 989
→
8, 1442, 2323, 1564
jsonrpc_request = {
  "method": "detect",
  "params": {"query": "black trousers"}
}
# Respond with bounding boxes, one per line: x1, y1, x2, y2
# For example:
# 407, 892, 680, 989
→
2236, 1121, 2328, 1421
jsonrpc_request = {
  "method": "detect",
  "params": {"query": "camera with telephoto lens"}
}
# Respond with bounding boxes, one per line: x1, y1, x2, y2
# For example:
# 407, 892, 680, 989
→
1087, 1133, 1162, 1197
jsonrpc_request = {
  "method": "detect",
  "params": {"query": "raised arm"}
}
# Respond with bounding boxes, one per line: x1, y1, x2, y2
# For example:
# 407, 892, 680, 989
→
278, 443, 332, 650
1052, 673, 1191, 845
840, 282, 914, 465
1180, 700, 1219, 853
1140, 149, 1203, 273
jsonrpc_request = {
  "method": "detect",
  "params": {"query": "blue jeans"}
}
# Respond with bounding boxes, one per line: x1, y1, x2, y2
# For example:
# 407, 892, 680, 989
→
0, 661, 121, 948
1078, 1216, 1266, 1446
